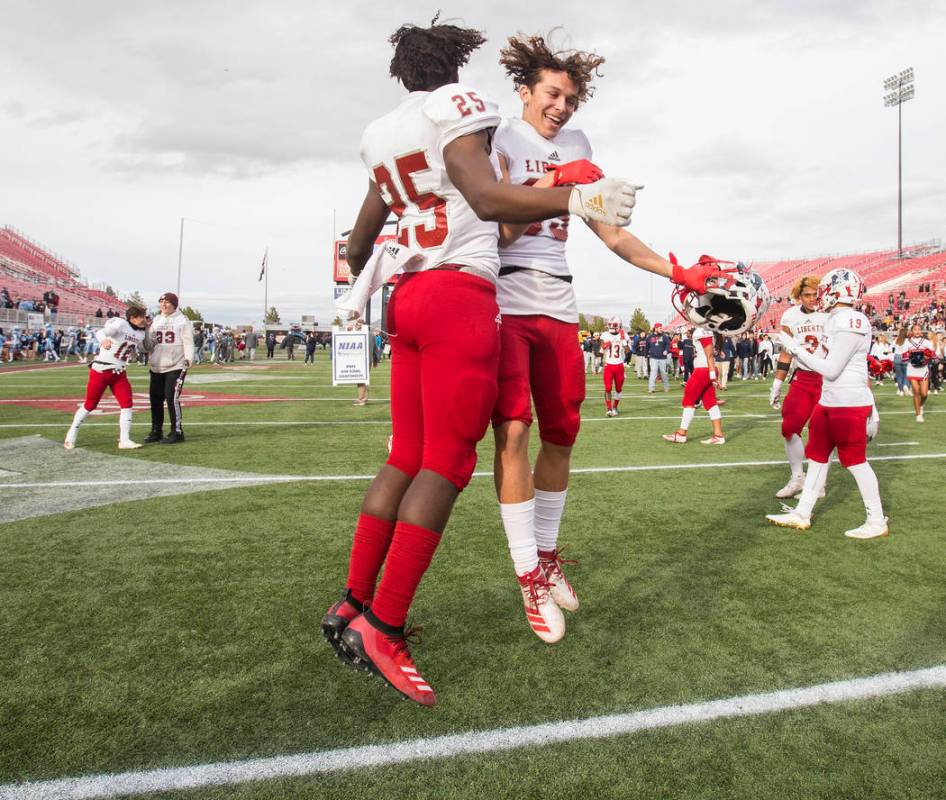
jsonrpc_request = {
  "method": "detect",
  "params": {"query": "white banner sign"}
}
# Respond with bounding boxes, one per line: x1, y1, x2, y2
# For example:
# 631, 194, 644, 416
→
27, 313, 44, 330
331, 327, 370, 386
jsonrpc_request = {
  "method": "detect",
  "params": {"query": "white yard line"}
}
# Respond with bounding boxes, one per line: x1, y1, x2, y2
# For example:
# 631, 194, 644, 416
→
1, 664, 943, 800
876, 442, 920, 447
2, 452, 944, 489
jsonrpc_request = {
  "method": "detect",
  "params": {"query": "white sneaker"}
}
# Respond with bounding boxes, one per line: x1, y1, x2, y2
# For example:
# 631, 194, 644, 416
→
662, 432, 687, 443
765, 509, 811, 530
844, 518, 889, 539
775, 478, 804, 498
539, 548, 579, 612
916, 413, 924, 423
517, 565, 565, 643
118, 440, 143, 449
701, 435, 726, 445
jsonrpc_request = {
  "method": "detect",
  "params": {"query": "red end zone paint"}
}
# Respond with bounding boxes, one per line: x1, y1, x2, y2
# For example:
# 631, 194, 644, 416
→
2, 392, 296, 416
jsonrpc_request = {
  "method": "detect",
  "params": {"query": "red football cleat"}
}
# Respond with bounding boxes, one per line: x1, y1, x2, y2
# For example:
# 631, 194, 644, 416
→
340, 612, 437, 706
322, 590, 364, 666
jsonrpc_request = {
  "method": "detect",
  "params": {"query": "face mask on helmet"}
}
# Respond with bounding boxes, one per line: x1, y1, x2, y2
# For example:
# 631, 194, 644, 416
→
676, 263, 770, 337
608, 317, 620, 333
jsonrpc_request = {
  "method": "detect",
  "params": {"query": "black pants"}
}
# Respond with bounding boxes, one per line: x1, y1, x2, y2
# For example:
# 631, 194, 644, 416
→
266, 345, 275, 358
150, 369, 187, 434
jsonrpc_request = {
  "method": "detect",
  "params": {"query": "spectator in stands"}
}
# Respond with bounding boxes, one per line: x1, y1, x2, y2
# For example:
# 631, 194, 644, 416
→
18, 298, 35, 312
0, 287, 12, 308
95, 308, 103, 318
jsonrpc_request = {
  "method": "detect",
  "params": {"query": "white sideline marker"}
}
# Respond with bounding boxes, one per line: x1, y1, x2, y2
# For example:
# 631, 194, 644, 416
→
2, 664, 944, 800
1, 452, 945, 490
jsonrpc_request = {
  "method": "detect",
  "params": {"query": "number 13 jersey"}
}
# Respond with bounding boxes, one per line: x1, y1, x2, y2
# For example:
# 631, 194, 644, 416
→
780, 305, 827, 368
360, 83, 502, 278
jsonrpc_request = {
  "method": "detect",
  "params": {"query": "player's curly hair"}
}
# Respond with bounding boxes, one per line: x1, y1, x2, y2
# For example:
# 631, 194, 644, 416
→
499, 32, 605, 104
790, 274, 821, 301
389, 14, 487, 91
125, 304, 147, 320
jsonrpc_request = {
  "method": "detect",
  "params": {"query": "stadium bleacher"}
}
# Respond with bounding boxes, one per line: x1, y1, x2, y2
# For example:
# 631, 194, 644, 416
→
1, 225, 127, 326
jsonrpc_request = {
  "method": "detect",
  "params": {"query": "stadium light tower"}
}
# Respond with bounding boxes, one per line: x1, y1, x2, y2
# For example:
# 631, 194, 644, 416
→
883, 67, 915, 259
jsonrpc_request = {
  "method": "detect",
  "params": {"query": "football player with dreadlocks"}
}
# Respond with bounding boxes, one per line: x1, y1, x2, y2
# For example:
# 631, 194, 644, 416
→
321, 16, 643, 705
489, 32, 725, 643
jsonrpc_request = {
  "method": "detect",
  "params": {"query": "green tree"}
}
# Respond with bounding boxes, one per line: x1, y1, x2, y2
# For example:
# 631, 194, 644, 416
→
265, 306, 281, 324
180, 306, 203, 321
629, 307, 650, 333
587, 314, 607, 333
332, 315, 343, 327
105, 285, 116, 297
578, 312, 590, 331
126, 290, 145, 306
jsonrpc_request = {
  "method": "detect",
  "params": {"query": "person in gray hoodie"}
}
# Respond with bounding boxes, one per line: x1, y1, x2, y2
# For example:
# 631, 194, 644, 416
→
142, 292, 194, 444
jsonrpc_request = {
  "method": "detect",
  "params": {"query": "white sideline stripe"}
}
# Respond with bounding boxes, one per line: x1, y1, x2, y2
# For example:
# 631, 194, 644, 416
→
0, 408, 941, 430
2, 665, 944, 800
876, 441, 920, 447
2, 452, 944, 489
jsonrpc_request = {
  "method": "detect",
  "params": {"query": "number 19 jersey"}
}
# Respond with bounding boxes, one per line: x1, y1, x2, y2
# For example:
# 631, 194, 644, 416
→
360, 83, 502, 278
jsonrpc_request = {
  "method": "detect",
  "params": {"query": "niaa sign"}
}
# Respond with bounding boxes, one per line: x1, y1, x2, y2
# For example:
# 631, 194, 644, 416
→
332, 327, 370, 385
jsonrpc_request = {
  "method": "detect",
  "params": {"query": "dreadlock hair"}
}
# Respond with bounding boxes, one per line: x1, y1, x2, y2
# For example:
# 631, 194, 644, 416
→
499, 32, 605, 105
388, 14, 487, 92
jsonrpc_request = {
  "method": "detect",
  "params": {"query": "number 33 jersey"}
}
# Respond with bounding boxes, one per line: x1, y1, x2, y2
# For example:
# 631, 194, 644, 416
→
93, 318, 145, 371
360, 83, 502, 278
780, 305, 827, 366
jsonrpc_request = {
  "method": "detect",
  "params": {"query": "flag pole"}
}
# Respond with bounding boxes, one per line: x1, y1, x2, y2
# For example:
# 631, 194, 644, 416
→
263, 246, 269, 326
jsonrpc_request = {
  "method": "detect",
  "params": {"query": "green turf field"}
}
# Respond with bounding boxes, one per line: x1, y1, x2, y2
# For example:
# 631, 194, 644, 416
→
1, 357, 944, 799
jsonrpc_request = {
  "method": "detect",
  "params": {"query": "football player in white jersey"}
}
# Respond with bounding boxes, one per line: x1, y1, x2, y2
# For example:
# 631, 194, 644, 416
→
662, 326, 726, 444
64, 305, 147, 450
768, 269, 887, 539
323, 18, 644, 705
600, 316, 628, 417
768, 275, 828, 498
903, 323, 934, 422
488, 33, 726, 643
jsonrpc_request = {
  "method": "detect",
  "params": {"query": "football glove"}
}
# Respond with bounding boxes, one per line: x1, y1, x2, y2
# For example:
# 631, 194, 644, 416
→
669, 253, 731, 294
769, 378, 783, 410
546, 159, 604, 186
777, 331, 799, 356
569, 178, 642, 227
866, 405, 880, 441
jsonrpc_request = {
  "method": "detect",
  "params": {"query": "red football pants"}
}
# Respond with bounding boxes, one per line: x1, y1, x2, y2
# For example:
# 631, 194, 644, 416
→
781, 369, 822, 439
385, 270, 501, 490
603, 363, 625, 394
492, 314, 585, 447
805, 404, 871, 467
84, 368, 133, 410
682, 367, 717, 408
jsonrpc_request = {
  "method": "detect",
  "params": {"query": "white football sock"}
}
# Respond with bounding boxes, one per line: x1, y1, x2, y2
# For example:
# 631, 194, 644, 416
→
680, 406, 696, 431
707, 404, 721, 421
785, 434, 805, 481
847, 462, 885, 522
500, 498, 538, 576
69, 406, 91, 435
534, 488, 567, 553
795, 460, 829, 518
119, 408, 134, 442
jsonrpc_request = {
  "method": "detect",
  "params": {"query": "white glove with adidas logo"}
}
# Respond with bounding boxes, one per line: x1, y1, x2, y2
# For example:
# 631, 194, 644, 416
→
568, 178, 643, 227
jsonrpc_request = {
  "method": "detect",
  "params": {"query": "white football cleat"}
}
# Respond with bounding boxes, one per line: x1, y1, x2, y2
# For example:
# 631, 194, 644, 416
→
539, 548, 579, 612
775, 478, 805, 499
701, 435, 726, 445
517, 565, 565, 643
765, 509, 812, 530
916, 413, 924, 423
844, 518, 889, 540
63, 436, 76, 450
118, 440, 143, 450
662, 432, 687, 443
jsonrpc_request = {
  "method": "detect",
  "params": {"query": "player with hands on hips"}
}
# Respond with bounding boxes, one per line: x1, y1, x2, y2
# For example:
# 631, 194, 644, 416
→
766, 269, 887, 539
769, 275, 828, 499
64, 305, 148, 451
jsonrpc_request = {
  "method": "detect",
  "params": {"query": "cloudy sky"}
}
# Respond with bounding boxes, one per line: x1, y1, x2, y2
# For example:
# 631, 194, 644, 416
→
1, 1, 944, 326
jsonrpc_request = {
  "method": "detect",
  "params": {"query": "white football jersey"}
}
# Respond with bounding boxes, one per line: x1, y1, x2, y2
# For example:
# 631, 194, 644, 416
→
693, 327, 714, 369
493, 118, 592, 322
600, 331, 627, 365
818, 307, 872, 407
780, 305, 827, 368
94, 318, 145, 370
360, 84, 502, 277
